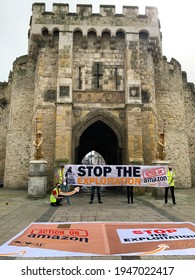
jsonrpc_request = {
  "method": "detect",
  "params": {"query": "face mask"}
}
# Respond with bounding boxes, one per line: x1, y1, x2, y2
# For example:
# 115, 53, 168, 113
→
169, 168, 172, 171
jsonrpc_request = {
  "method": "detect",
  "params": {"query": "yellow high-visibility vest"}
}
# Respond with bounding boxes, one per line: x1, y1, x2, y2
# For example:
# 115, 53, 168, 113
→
50, 187, 60, 203
57, 168, 64, 184
167, 170, 175, 187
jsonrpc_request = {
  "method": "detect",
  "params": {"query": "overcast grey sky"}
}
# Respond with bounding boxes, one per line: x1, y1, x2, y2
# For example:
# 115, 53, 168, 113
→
0, 0, 195, 82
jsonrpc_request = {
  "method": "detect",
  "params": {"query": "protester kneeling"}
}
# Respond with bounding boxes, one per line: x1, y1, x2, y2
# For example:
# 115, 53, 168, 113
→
50, 182, 64, 206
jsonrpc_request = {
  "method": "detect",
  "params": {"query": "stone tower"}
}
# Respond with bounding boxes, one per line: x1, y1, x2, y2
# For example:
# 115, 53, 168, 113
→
0, 3, 194, 190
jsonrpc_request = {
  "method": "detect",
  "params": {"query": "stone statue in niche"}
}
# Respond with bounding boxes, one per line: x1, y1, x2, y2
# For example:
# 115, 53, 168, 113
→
33, 130, 44, 160
156, 120, 166, 160
33, 118, 44, 160
157, 133, 166, 160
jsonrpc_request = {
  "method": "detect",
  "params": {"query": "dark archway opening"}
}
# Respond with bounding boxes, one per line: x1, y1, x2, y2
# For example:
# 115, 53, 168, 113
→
76, 121, 122, 164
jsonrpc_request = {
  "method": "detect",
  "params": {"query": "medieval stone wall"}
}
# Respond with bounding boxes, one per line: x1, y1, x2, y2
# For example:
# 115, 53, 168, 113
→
139, 33, 159, 165
182, 73, 195, 186
32, 46, 58, 188
3, 56, 35, 189
73, 30, 125, 92
0, 82, 10, 185
0, 3, 194, 190
155, 57, 192, 188
141, 109, 157, 164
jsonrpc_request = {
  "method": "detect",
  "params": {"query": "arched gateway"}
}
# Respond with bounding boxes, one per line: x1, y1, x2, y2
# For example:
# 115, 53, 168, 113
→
72, 110, 125, 164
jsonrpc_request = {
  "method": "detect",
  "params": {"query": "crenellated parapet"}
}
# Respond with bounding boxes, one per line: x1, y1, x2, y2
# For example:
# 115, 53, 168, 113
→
31, 3, 158, 18
29, 4, 159, 34
52, 3, 69, 14
29, 3, 161, 58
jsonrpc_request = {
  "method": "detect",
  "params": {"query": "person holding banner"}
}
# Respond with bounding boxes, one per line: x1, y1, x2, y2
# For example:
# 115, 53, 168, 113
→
50, 182, 80, 206
56, 163, 65, 191
89, 186, 103, 204
50, 183, 64, 206
56, 164, 72, 205
64, 167, 73, 205
165, 165, 176, 205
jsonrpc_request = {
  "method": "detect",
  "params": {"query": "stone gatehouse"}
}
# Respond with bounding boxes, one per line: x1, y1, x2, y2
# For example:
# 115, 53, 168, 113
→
0, 3, 194, 190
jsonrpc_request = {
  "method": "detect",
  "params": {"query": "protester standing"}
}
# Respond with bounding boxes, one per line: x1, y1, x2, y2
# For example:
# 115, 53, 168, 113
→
165, 165, 176, 205
89, 186, 103, 204
64, 167, 73, 205
57, 163, 65, 191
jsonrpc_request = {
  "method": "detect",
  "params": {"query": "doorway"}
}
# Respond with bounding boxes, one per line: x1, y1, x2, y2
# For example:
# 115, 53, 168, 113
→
72, 110, 125, 164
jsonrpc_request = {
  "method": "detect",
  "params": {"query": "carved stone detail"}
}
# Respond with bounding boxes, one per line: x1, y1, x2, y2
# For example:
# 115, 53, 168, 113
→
119, 110, 126, 119
73, 91, 125, 103
73, 106, 82, 117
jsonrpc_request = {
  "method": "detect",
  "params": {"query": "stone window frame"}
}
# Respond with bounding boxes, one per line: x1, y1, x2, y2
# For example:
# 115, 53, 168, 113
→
141, 90, 150, 103
41, 27, 49, 38
92, 62, 103, 90
44, 89, 56, 102
59, 86, 70, 97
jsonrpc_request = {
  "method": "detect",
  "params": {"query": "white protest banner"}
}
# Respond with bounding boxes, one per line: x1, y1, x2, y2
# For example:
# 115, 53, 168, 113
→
0, 222, 195, 257
64, 165, 168, 187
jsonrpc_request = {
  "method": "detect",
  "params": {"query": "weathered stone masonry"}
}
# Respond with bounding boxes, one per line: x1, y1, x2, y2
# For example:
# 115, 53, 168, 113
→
0, 3, 194, 191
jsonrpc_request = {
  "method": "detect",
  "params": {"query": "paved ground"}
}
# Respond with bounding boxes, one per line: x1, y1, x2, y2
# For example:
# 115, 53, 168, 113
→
0, 186, 195, 260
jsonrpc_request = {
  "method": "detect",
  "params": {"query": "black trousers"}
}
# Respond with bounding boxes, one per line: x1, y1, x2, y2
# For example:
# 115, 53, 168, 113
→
165, 186, 175, 204
90, 186, 101, 202
127, 186, 134, 204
